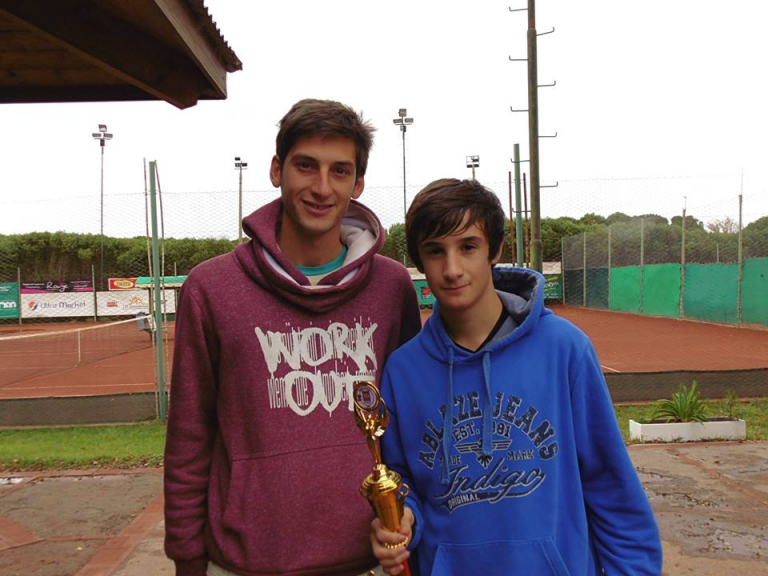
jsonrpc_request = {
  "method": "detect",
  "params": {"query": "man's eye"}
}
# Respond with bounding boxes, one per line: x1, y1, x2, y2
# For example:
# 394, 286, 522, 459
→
334, 166, 351, 176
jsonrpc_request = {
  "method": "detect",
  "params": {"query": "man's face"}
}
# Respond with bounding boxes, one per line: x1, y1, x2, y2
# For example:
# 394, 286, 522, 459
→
270, 136, 364, 252
418, 216, 501, 315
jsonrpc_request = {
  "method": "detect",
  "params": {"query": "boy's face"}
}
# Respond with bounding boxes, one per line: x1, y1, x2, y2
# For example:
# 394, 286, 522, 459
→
418, 215, 501, 315
270, 135, 364, 253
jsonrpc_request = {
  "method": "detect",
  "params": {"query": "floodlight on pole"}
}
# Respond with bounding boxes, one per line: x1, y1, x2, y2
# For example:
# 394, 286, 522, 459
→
466, 155, 480, 179
392, 109, 414, 265
92, 124, 113, 291
235, 157, 248, 243
392, 110, 414, 220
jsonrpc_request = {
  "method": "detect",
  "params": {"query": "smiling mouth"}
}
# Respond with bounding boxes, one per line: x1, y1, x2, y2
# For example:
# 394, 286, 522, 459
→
442, 284, 468, 292
303, 200, 334, 211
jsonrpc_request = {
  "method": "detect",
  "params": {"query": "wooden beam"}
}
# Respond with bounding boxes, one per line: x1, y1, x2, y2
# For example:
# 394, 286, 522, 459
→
0, 85, 155, 105
0, 1, 213, 108
151, 0, 227, 98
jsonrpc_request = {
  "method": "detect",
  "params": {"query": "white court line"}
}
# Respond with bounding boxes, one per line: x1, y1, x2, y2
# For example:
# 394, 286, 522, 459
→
3, 382, 154, 390
601, 364, 621, 373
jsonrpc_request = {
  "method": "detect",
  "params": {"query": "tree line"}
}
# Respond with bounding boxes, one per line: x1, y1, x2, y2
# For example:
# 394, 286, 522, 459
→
1, 213, 767, 281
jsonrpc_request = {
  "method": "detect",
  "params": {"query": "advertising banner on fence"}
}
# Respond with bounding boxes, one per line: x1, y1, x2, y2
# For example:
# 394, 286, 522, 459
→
0, 282, 19, 319
543, 274, 563, 300
97, 290, 177, 316
413, 279, 436, 306
108, 278, 138, 291
21, 293, 95, 318
21, 280, 93, 293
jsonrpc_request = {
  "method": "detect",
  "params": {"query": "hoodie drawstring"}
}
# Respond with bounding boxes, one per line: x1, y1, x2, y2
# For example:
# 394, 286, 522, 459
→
481, 351, 493, 456
440, 347, 455, 485
440, 347, 494, 485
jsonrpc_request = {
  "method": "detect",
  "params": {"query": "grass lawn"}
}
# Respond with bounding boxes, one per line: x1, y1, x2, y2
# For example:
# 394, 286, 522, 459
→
0, 421, 166, 471
1, 400, 766, 471
615, 398, 768, 443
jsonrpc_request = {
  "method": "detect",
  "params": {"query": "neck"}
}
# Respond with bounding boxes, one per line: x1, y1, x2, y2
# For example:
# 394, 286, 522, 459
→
441, 289, 503, 351
277, 225, 343, 267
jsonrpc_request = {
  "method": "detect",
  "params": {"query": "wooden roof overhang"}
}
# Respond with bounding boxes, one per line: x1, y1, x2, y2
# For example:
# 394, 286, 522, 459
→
0, 0, 242, 109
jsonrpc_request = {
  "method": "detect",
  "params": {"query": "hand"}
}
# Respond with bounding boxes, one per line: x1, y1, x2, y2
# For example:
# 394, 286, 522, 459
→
370, 507, 415, 575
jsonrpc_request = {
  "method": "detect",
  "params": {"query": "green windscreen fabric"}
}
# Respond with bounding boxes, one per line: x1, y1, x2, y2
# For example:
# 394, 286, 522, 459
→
642, 264, 681, 318
609, 266, 641, 313
742, 258, 768, 326
564, 270, 584, 306
683, 263, 738, 324
586, 268, 609, 309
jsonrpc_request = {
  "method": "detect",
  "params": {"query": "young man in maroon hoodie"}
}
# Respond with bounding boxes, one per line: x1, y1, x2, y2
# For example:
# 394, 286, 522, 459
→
164, 99, 422, 576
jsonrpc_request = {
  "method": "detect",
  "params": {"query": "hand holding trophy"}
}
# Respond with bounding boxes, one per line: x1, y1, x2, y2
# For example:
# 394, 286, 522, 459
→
353, 381, 412, 576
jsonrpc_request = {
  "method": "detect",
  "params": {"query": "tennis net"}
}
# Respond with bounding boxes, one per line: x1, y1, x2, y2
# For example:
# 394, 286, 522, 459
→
0, 317, 156, 388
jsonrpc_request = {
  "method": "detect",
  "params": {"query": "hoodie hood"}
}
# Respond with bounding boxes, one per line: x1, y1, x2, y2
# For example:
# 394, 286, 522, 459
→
234, 198, 384, 314
419, 266, 552, 483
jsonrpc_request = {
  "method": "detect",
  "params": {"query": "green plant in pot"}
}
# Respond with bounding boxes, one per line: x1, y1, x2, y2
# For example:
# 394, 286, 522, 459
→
651, 381, 708, 423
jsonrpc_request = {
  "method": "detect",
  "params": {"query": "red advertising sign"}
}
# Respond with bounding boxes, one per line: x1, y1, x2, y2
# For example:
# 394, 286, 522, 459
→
108, 278, 138, 291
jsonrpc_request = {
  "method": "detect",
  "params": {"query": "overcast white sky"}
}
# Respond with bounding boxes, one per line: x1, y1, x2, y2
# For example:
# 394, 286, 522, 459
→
1, 0, 767, 238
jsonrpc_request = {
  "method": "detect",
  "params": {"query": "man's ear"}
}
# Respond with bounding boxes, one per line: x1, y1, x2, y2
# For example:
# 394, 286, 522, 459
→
269, 155, 281, 188
490, 242, 504, 266
352, 175, 365, 199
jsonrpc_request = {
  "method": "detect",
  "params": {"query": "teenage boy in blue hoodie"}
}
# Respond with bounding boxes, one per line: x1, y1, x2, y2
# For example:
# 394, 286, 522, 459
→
370, 178, 662, 575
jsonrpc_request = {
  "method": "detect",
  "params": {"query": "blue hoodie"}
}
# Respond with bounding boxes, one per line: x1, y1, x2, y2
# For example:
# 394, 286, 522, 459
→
380, 267, 662, 576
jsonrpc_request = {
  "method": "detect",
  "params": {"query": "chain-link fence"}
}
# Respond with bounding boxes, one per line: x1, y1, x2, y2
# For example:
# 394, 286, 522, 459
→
1, 173, 767, 424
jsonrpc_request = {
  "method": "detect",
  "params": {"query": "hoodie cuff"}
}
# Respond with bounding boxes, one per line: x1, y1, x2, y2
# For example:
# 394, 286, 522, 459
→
174, 556, 208, 576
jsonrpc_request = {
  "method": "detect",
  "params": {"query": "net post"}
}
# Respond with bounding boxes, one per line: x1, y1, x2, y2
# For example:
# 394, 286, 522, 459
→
149, 161, 167, 422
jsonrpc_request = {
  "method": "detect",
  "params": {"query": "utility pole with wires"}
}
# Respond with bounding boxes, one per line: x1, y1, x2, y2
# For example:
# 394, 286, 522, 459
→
509, 0, 557, 272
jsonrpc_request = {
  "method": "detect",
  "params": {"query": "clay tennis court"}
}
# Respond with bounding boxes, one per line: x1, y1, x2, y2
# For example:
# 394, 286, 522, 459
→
1, 306, 767, 402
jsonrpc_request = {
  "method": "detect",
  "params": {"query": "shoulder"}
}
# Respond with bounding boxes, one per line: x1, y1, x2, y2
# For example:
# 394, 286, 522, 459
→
372, 255, 412, 280
182, 252, 238, 296
537, 310, 591, 345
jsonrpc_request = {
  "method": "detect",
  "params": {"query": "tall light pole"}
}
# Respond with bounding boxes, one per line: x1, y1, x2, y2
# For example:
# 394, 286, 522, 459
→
392, 108, 414, 227
466, 155, 480, 179
92, 124, 113, 291
234, 156, 248, 243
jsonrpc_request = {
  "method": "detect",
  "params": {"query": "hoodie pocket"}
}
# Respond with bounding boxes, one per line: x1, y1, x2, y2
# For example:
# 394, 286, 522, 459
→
431, 539, 571, 576
216, 453, 374, 573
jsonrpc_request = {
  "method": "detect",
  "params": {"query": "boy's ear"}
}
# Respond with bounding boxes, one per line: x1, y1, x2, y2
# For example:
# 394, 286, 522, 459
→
352, 175, 365, 199
269, 155, 281, 188
490, 243, 504, 266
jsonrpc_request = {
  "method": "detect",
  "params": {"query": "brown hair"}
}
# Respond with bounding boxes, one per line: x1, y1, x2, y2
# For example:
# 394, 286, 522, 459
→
275, 99, 375, 177
406, 178, 505, 270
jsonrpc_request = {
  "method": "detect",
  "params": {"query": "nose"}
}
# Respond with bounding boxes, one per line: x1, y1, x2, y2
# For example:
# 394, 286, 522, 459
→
443, 249, 463, 281
310, 169, 333, 197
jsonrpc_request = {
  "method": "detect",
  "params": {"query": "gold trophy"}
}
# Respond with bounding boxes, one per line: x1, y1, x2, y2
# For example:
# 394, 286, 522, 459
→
353, 381, 411, 561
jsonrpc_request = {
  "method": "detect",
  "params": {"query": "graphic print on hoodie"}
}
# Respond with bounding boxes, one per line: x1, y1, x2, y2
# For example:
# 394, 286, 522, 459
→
255, 316, 380, 416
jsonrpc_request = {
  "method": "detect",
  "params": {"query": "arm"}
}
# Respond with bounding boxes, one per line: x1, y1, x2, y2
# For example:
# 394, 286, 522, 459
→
571, 343, 663, 574
164, 285, 219, 576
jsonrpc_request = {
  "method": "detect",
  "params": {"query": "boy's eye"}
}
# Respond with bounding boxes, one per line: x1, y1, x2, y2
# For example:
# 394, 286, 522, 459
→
334, 166, 351, 176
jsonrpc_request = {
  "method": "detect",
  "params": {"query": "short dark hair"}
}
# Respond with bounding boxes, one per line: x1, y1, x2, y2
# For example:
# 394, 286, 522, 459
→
275, 99, 375, 177
406, 178, 505, 270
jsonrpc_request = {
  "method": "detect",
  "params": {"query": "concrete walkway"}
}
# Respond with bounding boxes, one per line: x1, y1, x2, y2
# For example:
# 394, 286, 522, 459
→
1, 442, 767, 575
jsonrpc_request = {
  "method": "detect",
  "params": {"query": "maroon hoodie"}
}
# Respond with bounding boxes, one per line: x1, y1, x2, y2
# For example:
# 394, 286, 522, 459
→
164, 199, 421, 576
